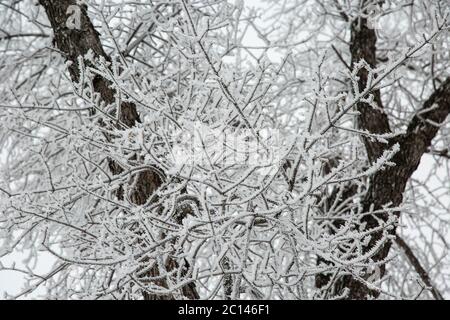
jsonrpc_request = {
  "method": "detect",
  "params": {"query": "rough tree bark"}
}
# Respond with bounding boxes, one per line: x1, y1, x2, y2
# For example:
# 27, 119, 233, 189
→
327, 1, 450, 299
38, 0, 199, 300
37, 0, 450, 300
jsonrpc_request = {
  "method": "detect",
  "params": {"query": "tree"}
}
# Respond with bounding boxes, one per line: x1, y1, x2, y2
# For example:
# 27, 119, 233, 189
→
0, 0, 449, 300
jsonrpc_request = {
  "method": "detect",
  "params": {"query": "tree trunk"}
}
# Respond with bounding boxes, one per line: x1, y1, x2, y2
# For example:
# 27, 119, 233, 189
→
38, 0, 199, 300
318, 1, 450, 299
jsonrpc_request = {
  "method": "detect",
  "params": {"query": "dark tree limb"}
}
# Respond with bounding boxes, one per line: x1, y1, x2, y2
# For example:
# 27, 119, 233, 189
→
395, 235, 444, 300
332, 0, 349, 22
38, 0, 198, 300
428, 148, 450, 159
38, 0, 139, 128
326, 0, 450, 299
349, 2, 391, 163
338, 76, 450, 299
